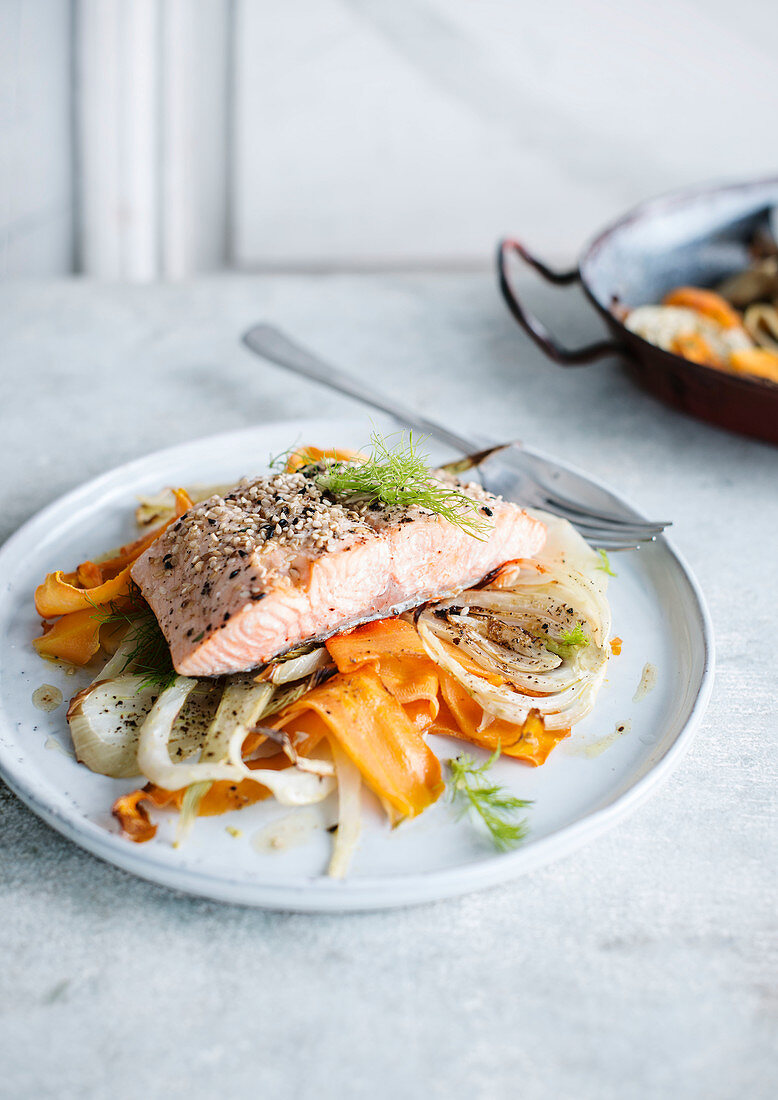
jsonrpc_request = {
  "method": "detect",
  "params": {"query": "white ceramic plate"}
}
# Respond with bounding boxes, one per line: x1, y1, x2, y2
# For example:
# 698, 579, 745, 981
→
0, 419, 713, 911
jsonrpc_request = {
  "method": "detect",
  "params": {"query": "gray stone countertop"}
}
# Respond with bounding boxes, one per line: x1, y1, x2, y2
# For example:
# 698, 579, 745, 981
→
0, 275, 775, 1100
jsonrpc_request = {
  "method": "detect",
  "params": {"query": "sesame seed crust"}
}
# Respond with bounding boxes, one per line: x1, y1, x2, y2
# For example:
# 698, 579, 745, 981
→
159, 468, 374, 572
134, 464, 503, 659
155, 466, 500, 582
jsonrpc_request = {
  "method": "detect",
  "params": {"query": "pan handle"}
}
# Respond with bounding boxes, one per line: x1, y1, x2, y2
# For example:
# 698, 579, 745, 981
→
497, 238, 625, 366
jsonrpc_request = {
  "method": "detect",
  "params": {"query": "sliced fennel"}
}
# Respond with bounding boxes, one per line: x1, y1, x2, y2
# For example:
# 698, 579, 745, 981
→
268, 646, 330, 685
418, 512, 611, 732
176, 780, 213, 844
136, 678, 334, 804
200, 677, 275, 764
68, 675, 159, 777
174, 677, 277, 843
67, 673, 218, 778
327, 742, 362, 879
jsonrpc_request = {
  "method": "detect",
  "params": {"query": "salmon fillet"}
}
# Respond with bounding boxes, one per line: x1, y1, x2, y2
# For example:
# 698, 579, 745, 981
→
131, 467, 546, 676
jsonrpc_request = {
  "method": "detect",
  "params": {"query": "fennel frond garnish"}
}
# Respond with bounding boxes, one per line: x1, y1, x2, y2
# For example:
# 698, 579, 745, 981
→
448, 748, 532, 851
559, 622, 589, 648
316, 431, 492, 540
95, 586, 176, 691
538, 621, 590, 659
595, 548, 617, 577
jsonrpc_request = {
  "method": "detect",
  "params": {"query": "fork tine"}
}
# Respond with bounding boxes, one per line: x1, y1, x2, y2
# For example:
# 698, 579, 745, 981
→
479, 446, 670, 530
562, 518, 667, 540
499, 484, 668, 541
480, 465, 669, 535
584, 532, 658, 550
532, 489, 671, 534
533, 500, 669, 539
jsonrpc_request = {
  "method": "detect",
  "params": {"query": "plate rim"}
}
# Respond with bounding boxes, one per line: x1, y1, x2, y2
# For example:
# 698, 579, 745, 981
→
0, 419, 715, 911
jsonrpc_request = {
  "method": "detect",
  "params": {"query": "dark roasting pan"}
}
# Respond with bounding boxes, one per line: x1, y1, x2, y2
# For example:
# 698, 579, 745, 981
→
498, 177, 778, 445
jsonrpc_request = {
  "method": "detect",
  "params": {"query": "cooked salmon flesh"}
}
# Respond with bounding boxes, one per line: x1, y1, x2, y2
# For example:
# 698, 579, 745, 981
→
131, 467, 546, 676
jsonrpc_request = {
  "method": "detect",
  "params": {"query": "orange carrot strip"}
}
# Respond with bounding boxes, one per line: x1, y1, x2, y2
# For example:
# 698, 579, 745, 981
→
730, 348, 778, 383
662, 287, 742, 330
76, 561, 104, 588
32, 608, 102, 665
327, 618, 429, 669
112, 789, 158, 842
199, 754, 294, 816
285, 446, 364, 473
326, 619, 441, 726
275, 666, 444, 819
325, 619, 501, 731
326, 618, 501, 684
34, 564, 133, 619
34, 488, 192, 618
435, 671, 567, 766
669, 331, 723, 368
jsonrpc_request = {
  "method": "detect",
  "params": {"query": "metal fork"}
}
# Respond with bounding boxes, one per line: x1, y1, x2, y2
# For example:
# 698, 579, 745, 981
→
242, 324, 670, 550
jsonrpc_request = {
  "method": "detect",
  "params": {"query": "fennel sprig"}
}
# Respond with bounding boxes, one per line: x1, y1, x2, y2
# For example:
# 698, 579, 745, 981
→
539, 621, 590, 659
559, 622, 589, 648
448, 748, 532, 851
595, 548, 617, 577
94, 585, 176, 691
316, 431, 492, 540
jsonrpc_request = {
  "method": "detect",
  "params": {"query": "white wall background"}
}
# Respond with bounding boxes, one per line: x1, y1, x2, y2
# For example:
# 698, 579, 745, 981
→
0, 0, 73, 276
77, 0, 230, 280
233, 0, 778, 268
1, 0, 777, 277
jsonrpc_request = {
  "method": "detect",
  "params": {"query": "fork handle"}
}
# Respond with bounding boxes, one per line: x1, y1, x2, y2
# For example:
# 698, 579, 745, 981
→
242, 324, 480, 455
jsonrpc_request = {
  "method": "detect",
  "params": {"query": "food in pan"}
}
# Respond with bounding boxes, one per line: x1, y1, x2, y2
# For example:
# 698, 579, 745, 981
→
624, 257, 778, 384
32, 436, 613, 875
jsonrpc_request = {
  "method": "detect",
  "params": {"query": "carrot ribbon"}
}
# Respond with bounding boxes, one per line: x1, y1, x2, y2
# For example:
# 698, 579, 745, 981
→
33, 488, 193, 666
662, 286, 743, 330
114, 617, 567, 841
274, 664, 444, 821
